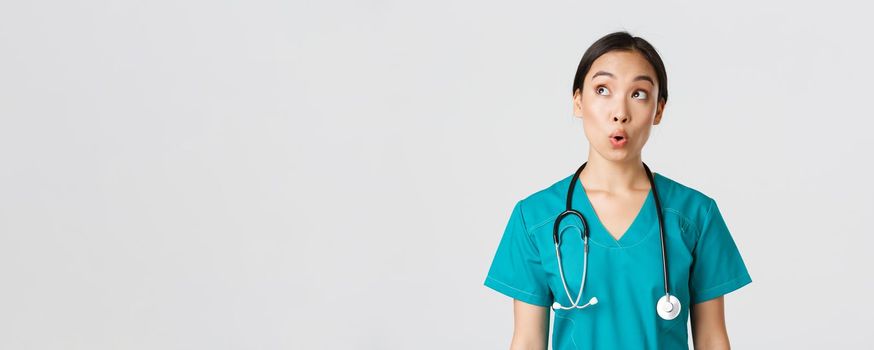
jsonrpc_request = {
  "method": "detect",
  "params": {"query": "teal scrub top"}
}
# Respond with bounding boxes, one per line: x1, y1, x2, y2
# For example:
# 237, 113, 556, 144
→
484, 171, 752, 349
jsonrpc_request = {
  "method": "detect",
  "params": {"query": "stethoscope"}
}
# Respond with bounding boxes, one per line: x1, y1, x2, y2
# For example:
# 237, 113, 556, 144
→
551, 161, 681, 320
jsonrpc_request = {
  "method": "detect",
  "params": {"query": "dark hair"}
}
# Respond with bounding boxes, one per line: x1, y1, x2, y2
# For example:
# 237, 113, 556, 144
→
572, 31, 668, 104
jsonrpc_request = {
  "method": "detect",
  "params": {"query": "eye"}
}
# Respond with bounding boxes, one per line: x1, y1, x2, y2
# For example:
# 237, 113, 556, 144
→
595, 86, 610, 95
632, 90, 649, 100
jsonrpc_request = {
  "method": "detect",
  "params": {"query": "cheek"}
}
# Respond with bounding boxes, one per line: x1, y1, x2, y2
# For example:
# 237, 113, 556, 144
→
629, 126, 653, 148
580, 102, 607, 125
580, 115, 607, 144
580, 95, 606, 114
631, 100, 657, 117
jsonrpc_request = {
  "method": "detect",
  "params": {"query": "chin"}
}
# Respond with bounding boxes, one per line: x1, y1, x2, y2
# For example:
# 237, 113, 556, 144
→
596, 146, 638, 162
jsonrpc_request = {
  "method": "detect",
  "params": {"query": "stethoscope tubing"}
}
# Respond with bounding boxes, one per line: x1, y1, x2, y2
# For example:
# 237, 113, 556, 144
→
553, 161, 675, 313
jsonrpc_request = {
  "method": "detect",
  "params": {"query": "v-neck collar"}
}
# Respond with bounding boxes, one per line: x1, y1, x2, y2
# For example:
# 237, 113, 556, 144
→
568, 172, 659, 248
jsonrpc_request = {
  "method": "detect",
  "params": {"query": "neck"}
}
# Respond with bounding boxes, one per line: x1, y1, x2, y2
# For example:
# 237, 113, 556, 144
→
580, 149, 649, 193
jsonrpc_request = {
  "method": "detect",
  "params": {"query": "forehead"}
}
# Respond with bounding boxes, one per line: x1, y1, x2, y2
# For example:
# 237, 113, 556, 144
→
588, 50, 656, 81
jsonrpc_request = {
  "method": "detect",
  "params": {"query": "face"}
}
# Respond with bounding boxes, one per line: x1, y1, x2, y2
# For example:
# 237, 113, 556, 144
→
573, 50, 665, 163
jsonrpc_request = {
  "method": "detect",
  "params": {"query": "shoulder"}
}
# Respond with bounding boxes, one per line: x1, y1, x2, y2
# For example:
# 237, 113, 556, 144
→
513, 174, 575, 233
651, 171, 720, 234
652, 172, 714, 210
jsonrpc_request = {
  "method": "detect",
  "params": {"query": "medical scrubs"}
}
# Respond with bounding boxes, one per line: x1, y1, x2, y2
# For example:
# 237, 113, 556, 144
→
484, 172, 752, 349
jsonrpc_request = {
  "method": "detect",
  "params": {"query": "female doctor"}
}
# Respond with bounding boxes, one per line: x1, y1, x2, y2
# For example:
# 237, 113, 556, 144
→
483, 31, 752, 349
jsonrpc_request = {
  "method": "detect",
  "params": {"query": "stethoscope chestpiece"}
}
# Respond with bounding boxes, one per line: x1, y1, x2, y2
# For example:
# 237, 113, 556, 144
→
656, 294, 681, 320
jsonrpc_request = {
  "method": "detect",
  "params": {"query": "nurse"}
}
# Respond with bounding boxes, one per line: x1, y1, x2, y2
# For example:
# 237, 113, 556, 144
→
483, 31, 752, 349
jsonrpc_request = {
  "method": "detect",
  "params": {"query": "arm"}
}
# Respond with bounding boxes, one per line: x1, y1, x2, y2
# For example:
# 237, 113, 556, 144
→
690, 296, 730, 350
510, 299, 549, 350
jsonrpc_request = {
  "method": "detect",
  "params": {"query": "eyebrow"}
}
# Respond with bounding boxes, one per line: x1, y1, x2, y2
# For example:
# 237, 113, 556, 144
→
590, 70, 654, 86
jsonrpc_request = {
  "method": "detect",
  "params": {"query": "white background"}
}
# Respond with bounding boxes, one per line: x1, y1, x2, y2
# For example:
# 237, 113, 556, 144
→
1, 0, 872, 349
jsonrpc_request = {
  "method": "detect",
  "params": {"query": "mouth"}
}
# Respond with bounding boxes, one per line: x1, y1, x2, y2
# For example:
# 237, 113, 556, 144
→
609, 131, 628, 147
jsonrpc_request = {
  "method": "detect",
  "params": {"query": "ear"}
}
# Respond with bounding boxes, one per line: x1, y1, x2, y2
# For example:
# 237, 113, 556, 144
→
653, 98, 665, 125
572, 89, 583, 118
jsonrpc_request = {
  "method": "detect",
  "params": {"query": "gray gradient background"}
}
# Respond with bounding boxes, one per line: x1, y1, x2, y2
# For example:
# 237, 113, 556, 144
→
1, 0, 872, 349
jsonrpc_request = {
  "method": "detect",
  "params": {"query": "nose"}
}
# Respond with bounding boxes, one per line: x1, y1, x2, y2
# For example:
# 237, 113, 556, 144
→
612, 102, 631, 124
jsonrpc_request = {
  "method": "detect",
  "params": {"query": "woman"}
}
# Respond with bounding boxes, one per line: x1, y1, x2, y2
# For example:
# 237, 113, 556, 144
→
483, 31, 752, 349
